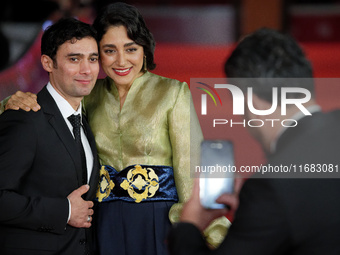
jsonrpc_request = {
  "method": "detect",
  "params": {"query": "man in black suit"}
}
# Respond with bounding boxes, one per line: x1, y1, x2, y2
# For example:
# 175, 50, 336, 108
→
0, 18, 100, 254
168, 28, 340, 254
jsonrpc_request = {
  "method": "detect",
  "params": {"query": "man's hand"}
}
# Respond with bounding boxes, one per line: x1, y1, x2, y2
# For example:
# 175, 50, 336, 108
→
180, 178, 229, 232
5, 91, 41, 112
67, 185, 94, 229
180, 177, 243, 232
217, 177, 244, 221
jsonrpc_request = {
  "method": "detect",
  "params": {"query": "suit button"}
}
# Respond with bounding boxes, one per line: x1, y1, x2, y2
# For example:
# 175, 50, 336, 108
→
79, 239, 87, 245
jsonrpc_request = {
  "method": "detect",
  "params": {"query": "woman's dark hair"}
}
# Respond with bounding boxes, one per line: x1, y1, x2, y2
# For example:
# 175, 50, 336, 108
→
41, 17, 97, 64
93, 2, 156, 70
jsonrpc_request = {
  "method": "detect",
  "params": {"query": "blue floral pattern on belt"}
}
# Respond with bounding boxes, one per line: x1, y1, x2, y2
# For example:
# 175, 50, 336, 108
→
96, 164, 179, 203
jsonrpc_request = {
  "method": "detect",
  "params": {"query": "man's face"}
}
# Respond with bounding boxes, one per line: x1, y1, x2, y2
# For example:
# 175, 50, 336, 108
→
43, 37, 99, 108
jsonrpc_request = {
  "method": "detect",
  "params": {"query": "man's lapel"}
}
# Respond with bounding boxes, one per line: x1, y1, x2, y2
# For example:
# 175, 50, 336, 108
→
38, 86, 83, 186
82, 115, 100, 200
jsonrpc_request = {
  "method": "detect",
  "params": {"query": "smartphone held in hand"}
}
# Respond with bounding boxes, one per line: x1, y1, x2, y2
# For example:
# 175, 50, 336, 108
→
199, 140, 235, 209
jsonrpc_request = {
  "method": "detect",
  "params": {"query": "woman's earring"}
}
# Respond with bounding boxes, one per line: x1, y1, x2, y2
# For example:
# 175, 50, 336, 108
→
143, 56, 147, 71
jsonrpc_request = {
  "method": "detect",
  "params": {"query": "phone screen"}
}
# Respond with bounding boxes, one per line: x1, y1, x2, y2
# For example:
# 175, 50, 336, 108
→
199, 140, 235, 209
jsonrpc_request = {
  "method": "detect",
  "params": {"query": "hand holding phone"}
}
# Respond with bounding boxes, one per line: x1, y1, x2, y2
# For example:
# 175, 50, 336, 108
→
199, 140, 235, 209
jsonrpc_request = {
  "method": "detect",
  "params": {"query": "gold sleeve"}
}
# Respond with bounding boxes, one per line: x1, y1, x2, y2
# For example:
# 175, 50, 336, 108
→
0, 96, 10, 115
167, 83, 230, 248
168, 83, 200, 203
203, 217, 231, 248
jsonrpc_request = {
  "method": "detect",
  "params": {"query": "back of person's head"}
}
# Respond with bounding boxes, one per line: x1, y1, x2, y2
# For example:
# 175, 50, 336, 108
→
225, 28, 313, 78
93, 2, 156, 70
41, 17, 97, 63
224, 28, 314, 101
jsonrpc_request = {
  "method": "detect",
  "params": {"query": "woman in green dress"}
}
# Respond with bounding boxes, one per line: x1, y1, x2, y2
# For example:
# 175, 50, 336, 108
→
87, 3, 203, 254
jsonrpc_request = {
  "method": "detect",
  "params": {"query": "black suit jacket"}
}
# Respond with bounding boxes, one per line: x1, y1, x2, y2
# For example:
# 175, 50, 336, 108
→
0, 86, 100, 255
168, 110, 340, 255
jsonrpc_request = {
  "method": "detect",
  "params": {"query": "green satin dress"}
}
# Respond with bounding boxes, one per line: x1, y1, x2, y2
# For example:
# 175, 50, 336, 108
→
83, 71, 228, 254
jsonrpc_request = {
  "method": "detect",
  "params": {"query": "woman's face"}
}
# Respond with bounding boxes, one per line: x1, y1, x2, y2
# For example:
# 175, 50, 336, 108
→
99, 25, 144, 87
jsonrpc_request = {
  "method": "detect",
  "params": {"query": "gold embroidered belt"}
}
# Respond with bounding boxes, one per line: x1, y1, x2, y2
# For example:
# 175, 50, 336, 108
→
96, 164, 179, 203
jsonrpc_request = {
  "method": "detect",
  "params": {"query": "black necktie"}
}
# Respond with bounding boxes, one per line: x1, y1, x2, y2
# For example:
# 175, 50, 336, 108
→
68, 114, 87, 185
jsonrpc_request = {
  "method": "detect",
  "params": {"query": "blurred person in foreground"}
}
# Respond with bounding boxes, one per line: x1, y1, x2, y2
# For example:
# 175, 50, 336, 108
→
167, 28, 340, 255
0, 2, 229, 254
0, 18, 100, 254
